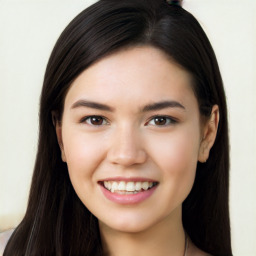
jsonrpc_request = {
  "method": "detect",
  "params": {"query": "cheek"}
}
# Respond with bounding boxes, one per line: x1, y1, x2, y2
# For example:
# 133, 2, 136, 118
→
61, 127, 106, 184
61, 128, 109, 210
147, 127, 200, 189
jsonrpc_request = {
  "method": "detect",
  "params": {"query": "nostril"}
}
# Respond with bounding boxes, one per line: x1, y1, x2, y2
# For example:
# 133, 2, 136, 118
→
106, 129, 147, 166
108, 150, 147, 166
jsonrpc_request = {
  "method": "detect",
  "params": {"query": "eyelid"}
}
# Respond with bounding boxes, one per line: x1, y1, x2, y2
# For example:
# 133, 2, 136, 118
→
80, 115, 110, 126
145, 115, 178, 126
79, 115, 178, 127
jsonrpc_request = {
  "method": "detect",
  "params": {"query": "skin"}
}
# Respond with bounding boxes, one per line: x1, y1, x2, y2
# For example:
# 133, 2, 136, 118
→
56, 46, 218, 256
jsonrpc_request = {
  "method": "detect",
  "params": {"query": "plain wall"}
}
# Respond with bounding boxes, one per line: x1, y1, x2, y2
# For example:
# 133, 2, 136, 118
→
0, 1, 255, 255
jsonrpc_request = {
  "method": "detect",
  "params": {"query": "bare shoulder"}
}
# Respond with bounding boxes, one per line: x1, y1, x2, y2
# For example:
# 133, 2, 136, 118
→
0, 229, 14, 255
187, 237, 212, 256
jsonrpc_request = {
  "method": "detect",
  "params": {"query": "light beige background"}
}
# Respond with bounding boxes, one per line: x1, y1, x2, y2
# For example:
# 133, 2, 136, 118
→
0, 1, 255, 255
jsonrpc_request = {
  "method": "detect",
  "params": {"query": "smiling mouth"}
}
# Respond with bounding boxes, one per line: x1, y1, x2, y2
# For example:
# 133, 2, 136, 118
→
99, 181, 158, 194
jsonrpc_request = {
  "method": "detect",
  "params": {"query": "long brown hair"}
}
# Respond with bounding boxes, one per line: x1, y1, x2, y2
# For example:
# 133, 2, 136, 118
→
4, 0, 232, 255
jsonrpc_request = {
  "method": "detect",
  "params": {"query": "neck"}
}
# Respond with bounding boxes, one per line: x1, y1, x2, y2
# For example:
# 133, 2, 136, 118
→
99, 207, 186, 256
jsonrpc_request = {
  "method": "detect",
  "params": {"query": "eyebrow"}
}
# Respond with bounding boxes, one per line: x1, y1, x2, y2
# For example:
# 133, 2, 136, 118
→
142, 100, 185, 112
71, 100, 114, 111
71, 99, 185, 112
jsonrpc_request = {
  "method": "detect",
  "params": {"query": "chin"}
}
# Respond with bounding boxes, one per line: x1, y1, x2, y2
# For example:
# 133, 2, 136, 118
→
98, 209, 170, 235
98, 214, 155, 234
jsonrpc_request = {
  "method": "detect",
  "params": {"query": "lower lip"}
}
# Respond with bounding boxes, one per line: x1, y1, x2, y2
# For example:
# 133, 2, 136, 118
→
100, 184, 158, 205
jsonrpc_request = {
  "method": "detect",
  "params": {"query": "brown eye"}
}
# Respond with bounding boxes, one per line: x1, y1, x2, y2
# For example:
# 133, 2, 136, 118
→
154, 117, 167, 125
146, 116, 177, 126
83, 116, 108, 126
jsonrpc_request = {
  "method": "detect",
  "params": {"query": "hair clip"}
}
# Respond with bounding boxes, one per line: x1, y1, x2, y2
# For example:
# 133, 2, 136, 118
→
166, 0, 182, 6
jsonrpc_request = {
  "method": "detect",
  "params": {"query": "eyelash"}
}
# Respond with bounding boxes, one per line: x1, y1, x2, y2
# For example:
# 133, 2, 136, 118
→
80, 115, 177, 127
146, 115, 178, 126
80, 115, 109, 126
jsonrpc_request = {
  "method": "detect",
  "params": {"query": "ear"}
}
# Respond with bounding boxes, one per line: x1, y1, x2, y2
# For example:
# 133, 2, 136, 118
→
198, 105, 219, 163
52, 111, 66, 162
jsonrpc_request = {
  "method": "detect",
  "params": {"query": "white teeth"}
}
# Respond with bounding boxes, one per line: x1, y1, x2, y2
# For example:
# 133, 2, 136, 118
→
111, 182, 118, 193
126, 182, 135, 192
142, 181, 149, 190
103, 181, 155, 193
135, 182, 141, 191
107, 182, 111, 191
118, 181, 126, 190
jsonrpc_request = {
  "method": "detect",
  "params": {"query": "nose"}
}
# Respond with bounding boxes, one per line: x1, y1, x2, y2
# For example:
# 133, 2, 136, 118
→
107, 125, 147, 167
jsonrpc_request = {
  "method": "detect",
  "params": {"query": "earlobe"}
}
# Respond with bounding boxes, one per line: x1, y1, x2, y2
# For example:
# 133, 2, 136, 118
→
198, 105, 219, 163
52, 111, 67, 162
198, 140, 209, 163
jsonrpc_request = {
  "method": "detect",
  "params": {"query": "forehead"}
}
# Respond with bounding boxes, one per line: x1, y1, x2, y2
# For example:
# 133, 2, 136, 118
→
64, 46, 198, 112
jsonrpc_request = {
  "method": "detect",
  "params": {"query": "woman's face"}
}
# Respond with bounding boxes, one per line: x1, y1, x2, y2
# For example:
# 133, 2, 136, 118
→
57, 46, 205, 233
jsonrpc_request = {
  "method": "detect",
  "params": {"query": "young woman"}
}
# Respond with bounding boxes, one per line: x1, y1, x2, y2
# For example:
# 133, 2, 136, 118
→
4, 0, 232, 255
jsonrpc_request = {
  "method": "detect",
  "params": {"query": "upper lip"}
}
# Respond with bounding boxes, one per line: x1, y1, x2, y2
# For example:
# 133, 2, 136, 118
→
98, 176, 158, 182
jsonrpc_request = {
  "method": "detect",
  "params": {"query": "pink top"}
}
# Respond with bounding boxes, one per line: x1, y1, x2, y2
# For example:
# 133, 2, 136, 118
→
0, 229, 14, 256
